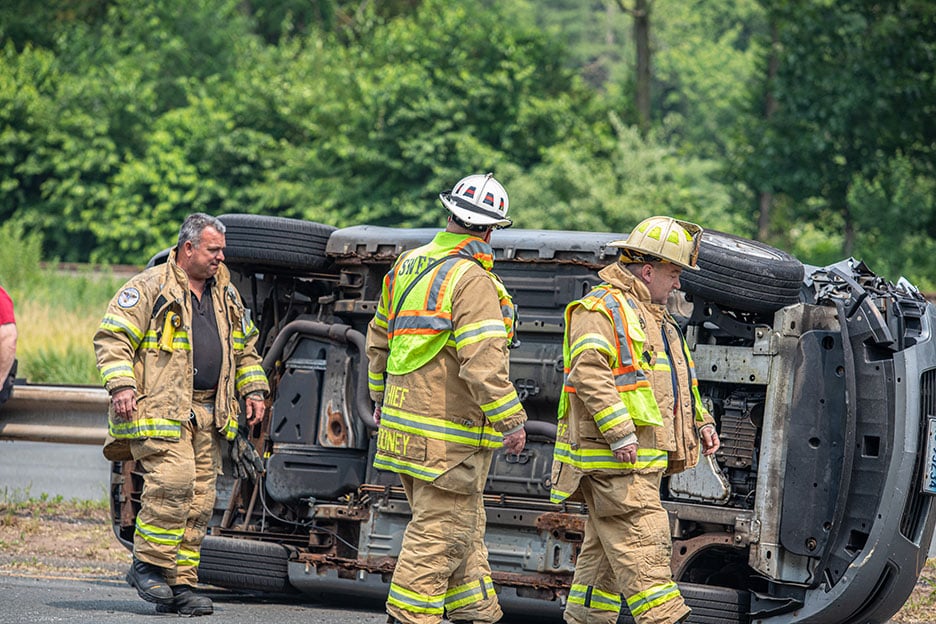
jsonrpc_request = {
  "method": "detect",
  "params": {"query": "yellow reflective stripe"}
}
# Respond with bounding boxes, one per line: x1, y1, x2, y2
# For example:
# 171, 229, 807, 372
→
100, 314, 143, 349
135, 518, 184, 546
568, 584, 622, 612
480, 390, 523, 424
626, 581, 681, 616
387, 582, 445, 615
109, 417, 182, 439
651, 350, 671, 372
100, 361, 134, 384
569, 333, 615, 361
223, 416, 238, 440
243, 317, 259, 337
381, 406, 503, 448
553, 442, 667, 471
373, 308, 388, 329
172, 331, 190, 350
232, 330, 247, 350
593, 401, 630, 434
373, 453, 445, 481
368, 369, 385, 393
453, 319, 507, 348
176, 548, 200, 567
235, 365, 267, 391
445, 575, 494, 610
550, 488, 574, 504
140, 329, 191, 351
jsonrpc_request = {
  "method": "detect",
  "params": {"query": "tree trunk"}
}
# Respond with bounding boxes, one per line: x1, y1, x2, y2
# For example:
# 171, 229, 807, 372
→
757, 21, 779, 241
634, 0, 651, 137
843, 200, 855, 257
615, 0, 652, 136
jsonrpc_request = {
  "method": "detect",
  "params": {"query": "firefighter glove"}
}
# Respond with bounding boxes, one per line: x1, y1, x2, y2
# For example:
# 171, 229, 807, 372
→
230, 430, 264, 482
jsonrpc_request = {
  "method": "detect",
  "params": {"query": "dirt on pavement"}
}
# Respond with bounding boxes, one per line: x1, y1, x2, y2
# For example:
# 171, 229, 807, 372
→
0, 500, 127, 580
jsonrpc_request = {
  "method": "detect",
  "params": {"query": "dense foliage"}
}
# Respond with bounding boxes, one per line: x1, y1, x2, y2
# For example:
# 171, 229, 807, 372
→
0, 0, 933, 286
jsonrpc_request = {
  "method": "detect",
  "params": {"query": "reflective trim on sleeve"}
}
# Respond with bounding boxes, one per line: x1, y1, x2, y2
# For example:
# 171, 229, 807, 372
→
99, 314, 144, 349
373, 308, 388, 329
453, 319, 507, 349
235, 365, 267, 392
100, 361, 134, 385
592, 401, 631, 434
480, 390, 523, 424
368, 369, 386, 393
552, 442, 667, 471
569, 333, 615, 361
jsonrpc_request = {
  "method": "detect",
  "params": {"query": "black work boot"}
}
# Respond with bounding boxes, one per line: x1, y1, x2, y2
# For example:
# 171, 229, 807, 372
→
156, 585, 214, 616
126, 557, 174, 604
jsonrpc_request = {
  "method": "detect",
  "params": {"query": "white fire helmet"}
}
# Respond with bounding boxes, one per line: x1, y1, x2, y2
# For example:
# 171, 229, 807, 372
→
439, 172, 512, 229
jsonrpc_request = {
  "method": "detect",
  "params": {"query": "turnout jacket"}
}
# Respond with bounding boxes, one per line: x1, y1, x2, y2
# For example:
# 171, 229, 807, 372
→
550, 262, 714, 503
93, 250, 269, 442
366, 232, 527, 483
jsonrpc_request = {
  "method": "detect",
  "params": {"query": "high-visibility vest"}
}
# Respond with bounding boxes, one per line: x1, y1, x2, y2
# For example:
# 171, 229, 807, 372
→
377, 232, 515, 375
558, 284, 663, 428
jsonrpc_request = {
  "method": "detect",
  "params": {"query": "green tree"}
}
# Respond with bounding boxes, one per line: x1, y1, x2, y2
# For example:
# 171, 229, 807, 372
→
509, 114, 737, 234
742, 0, 936, 263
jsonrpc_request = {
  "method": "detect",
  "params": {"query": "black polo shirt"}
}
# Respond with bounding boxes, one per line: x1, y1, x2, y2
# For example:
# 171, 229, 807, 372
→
191, 282, 222, 391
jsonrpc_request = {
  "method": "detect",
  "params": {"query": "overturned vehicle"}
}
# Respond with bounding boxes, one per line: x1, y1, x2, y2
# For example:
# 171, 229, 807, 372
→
111, 214, 936, 624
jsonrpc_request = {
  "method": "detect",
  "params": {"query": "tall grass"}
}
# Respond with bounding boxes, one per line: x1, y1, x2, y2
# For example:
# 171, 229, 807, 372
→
0, 221, 129, 385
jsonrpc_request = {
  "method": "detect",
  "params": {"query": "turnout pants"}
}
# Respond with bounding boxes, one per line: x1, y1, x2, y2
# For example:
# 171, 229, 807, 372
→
564, 472, 689, 624
130, 396, 222, 587
387, 450, 502, 624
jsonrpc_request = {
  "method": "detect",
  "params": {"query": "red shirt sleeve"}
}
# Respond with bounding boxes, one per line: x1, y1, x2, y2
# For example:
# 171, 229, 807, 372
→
0, 287, 15, 325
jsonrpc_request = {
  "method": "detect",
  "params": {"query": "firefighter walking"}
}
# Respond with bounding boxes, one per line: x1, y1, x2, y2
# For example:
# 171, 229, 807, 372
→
366, 173, 527, 624
94, 213, 269, 616
550, 216, 721, 624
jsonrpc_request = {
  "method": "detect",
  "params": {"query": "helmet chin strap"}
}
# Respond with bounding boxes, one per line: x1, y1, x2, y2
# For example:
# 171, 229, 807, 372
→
449, 214, 491, 234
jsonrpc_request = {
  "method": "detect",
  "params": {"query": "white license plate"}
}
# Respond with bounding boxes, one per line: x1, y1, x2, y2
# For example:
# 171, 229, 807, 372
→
923, 417, 936, 495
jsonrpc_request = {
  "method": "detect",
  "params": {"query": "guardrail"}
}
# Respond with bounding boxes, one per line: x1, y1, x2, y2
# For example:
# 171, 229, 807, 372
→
0, 384, 108, 445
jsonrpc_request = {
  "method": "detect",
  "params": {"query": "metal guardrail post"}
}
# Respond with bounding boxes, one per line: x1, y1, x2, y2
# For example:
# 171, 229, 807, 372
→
0, 384, 108, 445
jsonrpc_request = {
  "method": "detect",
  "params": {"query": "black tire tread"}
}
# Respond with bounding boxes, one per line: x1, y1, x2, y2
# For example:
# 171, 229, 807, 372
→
617, 582, 749, 624
681, 230, 804, 314
197, 536, 292, 593
218, 213, 336, 273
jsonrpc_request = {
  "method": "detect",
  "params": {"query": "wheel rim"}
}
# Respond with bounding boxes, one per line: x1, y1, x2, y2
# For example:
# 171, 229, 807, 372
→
703, 231, 789, 262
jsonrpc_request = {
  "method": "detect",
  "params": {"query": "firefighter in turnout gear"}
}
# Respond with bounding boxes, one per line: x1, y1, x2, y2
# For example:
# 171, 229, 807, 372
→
94, 213, 269, 616
550, 216, 721, 624
366, 173, 527, 624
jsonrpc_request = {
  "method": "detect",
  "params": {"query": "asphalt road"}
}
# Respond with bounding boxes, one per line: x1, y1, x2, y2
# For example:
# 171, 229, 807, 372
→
0, 440, 110, 501
0, 440, 922, 623
0, 574, 392, 623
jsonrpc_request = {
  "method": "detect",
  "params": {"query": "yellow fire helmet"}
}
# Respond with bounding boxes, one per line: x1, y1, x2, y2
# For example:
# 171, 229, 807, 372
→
609, 216, 703, 270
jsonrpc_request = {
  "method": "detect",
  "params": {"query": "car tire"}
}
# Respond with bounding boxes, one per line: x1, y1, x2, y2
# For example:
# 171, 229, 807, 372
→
218, 213, 336, 273
618, 583, 750, 624
198, 536, 292, 593
680, 230, 804, 314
